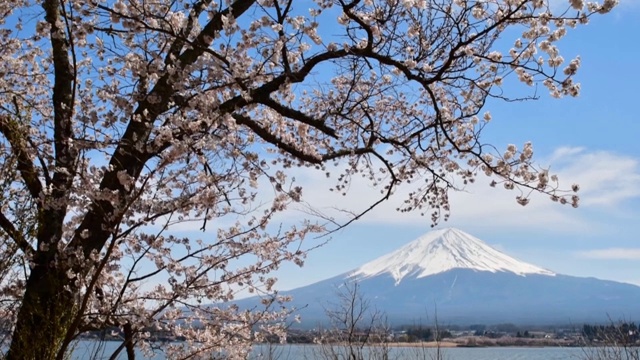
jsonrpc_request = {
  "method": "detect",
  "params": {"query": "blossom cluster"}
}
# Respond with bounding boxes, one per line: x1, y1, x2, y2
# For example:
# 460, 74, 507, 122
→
0, 0, 615, 357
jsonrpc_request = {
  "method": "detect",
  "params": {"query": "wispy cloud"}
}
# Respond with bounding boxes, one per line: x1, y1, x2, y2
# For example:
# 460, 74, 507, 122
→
281, 146, 640, 232
576, 248, 640, 260
163, 147, 640, 236
550, 147, 640, 207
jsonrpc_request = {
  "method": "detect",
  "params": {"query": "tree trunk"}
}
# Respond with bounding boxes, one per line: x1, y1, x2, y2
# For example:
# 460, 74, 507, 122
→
124, 322, 136, 360
5, 264, 76, 360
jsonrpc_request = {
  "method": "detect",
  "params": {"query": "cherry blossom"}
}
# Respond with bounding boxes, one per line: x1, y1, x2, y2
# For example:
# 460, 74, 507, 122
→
0, 0, 615, 358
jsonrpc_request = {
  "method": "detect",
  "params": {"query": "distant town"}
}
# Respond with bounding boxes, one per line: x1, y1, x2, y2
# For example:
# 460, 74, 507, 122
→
278, 322, 640, 348
74, 322, 640, 348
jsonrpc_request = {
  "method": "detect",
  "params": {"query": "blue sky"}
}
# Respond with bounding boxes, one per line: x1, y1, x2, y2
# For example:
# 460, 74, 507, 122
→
163, 1, 640, 294
255, 0, 640, 291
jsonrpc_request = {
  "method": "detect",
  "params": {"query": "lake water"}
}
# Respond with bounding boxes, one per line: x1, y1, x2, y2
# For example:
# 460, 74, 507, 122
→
70, 341, 593, 359
252, 345, 589, 359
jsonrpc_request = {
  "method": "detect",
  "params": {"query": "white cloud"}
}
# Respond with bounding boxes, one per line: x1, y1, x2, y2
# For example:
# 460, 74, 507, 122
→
549, 148, 640, 207
282, 147, 640, 232
158, 147, 640, 236
576, 248, 640, 260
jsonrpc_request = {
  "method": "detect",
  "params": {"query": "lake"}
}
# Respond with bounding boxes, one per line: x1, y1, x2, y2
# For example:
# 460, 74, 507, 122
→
70, 341, 595, 359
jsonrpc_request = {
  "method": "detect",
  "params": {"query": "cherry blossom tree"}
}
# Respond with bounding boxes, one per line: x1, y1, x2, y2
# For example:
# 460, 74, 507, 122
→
0, 0, 614, 358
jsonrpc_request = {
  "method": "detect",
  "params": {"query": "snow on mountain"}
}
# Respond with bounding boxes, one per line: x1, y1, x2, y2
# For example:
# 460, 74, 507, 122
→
231, 227, 640, 326
350, 228, 555, 284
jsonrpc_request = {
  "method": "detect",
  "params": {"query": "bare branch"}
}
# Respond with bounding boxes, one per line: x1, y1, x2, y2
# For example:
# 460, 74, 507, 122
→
0, 115, 43, 200
0, 211, 34, 256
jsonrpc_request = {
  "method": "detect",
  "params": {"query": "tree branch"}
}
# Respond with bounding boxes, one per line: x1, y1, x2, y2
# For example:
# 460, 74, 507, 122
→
44, 0, 77, 195
0, 115, 43, 200
256, 97, 338, 139
231, 113, 323, 164
177, 0, 257, 66
0, 210, 34, 257
67, 3, 258, 258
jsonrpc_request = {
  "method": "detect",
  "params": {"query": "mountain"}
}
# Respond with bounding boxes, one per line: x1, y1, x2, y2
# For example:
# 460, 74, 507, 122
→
350, 228, 554, 282
234, 228, 640, 326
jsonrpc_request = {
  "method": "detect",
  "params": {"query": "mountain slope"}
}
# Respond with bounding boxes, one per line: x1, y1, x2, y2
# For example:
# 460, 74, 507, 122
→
269, 269, 640, 326
233, 228, 640, 326
351, 228, 554, 283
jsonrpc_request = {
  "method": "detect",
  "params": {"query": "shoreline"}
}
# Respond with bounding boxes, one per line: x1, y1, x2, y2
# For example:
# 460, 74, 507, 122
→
282, 337, 583, 349
77, 336, 588, 348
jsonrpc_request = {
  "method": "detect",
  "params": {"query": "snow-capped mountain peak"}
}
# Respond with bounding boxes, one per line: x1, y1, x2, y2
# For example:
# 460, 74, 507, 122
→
350, 228, 554, 284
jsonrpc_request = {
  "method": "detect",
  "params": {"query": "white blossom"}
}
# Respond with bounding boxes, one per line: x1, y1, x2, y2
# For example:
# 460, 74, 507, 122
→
0, 0, 609, 357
